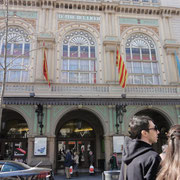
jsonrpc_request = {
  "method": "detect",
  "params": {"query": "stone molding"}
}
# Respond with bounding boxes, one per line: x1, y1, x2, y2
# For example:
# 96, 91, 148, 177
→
164, 39, 180, 54
2, 0, 180, 16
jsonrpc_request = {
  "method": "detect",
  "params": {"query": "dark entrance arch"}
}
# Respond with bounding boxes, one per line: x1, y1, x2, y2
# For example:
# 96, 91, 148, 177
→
55, 109, 104, 171
135, 109, 171, 153
0, 109, 28, 162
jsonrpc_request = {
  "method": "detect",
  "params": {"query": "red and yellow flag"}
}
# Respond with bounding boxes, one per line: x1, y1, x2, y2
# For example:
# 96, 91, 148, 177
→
43, 48, 50, 87
116, 49, 128, 88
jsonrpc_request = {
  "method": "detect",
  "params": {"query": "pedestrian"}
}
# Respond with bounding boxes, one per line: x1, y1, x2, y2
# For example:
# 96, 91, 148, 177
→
89, 151, 95, 175
73, 151, 79, 176
64, 149, 72, 179
89, 151, 95, 166
159, 144, 168, 161
109, 152, 118, 170
156, 125, 180, 180
119, 115, 161, 180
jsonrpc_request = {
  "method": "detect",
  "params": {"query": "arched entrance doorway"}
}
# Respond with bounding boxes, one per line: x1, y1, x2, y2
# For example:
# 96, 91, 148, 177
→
135, 109, 171, 153
55, 109, 104, 171
0, 109, 29, 162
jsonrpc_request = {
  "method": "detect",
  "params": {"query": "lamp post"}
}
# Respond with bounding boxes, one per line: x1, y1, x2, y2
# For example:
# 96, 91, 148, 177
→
115, 105, 127, 134
35, 104, 44, 135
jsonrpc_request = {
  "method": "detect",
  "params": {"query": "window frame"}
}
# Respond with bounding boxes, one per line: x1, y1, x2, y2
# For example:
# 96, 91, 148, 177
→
125, 33, 160, 85
61, 30, 97, 84
0, 26, 30, 82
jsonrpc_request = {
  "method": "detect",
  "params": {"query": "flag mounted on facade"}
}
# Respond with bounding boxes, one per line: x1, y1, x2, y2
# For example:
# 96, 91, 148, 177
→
116, 49, 128, 88
43, 48, 50, 87
175, 51, 180, 77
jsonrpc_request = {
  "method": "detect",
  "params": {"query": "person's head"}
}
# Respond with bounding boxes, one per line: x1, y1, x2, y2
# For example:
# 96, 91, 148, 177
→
89, 151, 93, 155
156, 125, 180, 180
128, 115, 159, 145
166, 125, 180, 159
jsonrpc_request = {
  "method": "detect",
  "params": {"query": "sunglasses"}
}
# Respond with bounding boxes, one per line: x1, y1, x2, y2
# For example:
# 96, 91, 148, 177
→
148, 125, 158, 131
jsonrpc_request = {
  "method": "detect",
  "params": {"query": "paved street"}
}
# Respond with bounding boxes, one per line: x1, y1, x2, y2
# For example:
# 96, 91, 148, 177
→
54, 173, 102, 180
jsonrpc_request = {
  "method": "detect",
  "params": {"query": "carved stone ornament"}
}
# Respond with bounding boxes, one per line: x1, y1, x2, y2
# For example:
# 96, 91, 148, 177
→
37, 32, 55, 49
164, 39, 180, 55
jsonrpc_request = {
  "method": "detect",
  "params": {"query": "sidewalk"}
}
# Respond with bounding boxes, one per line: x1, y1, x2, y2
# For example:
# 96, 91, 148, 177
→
54, 173, 102, 180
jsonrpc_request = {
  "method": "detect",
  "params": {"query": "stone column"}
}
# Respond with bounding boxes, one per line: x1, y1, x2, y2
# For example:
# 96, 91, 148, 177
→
104, 45, 116, 83
27, 136, 56, 170
48, 136, 56, 170
104, 135, 112, 170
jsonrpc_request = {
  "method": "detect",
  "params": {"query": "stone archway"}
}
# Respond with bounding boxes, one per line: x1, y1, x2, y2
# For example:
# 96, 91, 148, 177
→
0, 109, 29, 162
55, 109, 105, 172
135, 109, 171, 153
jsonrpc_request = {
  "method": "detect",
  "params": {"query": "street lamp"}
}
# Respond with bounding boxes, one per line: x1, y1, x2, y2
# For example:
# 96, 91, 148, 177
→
115, 105, 127, 134
35, 104, 44, 135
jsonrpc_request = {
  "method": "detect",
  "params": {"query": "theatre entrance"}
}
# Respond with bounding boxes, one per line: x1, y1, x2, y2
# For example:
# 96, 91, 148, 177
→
56, 109, 104, 171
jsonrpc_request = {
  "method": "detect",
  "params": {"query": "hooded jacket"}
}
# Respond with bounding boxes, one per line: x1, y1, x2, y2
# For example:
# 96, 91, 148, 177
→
119, 136, 161, 180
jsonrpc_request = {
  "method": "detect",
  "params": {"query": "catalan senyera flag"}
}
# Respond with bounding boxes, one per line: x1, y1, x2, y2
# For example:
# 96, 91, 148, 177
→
43, 48, 50, 87
116, 49, 128, 88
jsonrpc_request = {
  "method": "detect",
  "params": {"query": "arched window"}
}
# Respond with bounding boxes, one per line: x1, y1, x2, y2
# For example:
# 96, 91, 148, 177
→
125, 33, 160, 85
61, 30, 97, 84
0, 26, 30, 82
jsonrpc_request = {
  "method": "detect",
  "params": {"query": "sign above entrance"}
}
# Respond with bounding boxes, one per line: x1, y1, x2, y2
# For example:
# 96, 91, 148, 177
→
34, 137, 47, 156
58, 13, 100, 22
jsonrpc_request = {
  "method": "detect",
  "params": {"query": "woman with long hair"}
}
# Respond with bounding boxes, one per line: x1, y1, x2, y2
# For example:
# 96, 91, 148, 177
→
156, 125, 180, 180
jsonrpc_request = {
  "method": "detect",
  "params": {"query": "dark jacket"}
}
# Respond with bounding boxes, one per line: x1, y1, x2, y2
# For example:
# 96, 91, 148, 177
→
64, 151, 72, 167
119, 136, 161, 180
110, 155, 118, 170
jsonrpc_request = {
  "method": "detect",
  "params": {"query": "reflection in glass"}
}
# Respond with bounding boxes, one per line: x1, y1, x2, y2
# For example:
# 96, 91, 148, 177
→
134, 62, 142, 73
80, 46, 88, 58
13, 44, 22, 56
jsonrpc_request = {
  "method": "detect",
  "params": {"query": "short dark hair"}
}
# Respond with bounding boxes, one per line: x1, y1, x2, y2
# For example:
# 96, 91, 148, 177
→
128, 115, 153, 139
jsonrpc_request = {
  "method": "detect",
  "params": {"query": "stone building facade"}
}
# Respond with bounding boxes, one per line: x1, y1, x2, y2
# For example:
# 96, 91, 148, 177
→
0, 0, 180, 171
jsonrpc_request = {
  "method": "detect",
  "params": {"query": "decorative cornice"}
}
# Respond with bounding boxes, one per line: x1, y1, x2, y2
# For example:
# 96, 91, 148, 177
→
1, 0, 180, 16
4, 97, 180, 106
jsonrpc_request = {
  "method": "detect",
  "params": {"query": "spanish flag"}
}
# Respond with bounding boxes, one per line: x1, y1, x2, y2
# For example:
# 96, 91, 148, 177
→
43, 48, 50, 87
116, 49, 128, 88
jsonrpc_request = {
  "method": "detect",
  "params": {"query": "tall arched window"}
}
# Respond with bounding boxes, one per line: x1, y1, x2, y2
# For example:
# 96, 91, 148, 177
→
125, 33, 160, 85
61, 30, 96, 84
0, 26, 30, 82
